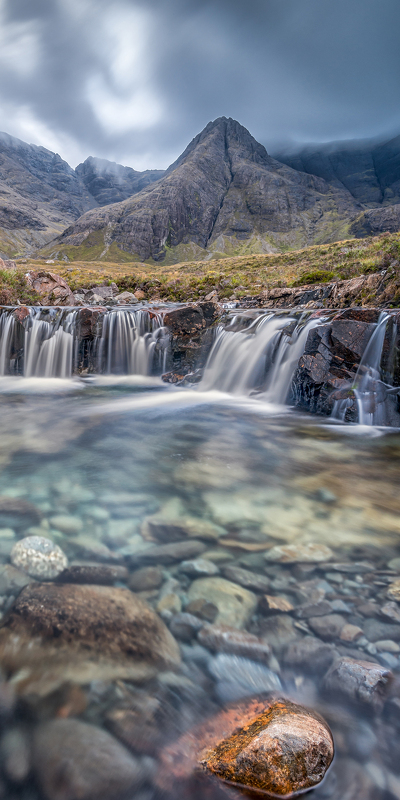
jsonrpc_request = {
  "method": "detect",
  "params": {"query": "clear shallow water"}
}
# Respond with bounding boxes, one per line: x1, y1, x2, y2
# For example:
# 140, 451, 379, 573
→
0, 377, 399, 799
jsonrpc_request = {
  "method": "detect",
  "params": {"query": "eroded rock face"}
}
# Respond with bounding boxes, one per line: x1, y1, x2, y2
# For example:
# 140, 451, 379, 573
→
159, 697, 334, 798
0, 583, 180, 695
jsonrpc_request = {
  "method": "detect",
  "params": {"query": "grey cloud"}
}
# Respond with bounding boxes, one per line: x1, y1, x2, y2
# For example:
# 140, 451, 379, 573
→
0, 0, 399, 169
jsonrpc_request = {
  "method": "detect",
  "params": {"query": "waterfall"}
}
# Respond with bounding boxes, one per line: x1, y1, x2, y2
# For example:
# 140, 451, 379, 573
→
0, 311, 16, 375
200, 312, 322, 403
24, 310, 76, 378
96, 309, 167, 375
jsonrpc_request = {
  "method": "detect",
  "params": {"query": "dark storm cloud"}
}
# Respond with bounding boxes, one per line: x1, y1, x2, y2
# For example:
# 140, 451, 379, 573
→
0, 0, 399, 169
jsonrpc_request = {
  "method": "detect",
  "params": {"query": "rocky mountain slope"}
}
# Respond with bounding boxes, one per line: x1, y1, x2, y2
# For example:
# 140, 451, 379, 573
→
0, 132, 98, 256
48, 118, 363, 264
75, 157, 164, 206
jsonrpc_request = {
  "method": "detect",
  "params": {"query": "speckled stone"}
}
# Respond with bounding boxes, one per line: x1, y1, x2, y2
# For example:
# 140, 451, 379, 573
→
10, 536, 68, 580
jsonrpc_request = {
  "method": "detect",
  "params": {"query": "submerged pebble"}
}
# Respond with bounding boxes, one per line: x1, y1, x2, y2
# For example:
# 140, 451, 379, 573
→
10, 536, 68, 580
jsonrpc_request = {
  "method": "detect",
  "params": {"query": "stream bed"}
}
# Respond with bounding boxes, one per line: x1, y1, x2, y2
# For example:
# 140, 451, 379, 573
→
0, 375, 399, 799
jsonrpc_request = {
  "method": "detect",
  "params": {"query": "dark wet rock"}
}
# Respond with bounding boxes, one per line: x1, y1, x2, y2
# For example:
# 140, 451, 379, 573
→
294, 600, 334, 618
198, 623, 271, 663
185, 597, 218, 622
308, 614, 347, 641
106, 693, 164, 756
259, 614, 298, 652
222, 564, 270, 593
264, 543, 333, 563
187, 577, 257, 629
143, 515, 223, 542
208, 653, 281, 702
128, 566, 164, 592
170, 613, 204, 642
179, 558, 219, 577
158, 697, 334, 798
363, 618, 400, 642
0, 564, 34, 596
33, 718, 146, 800
131, 539, 207, 565
10, 536, 68, 580
323, 656, 393, 709
164, 306, 206, 337
284, 636, 338, 674
0, 583, 180, 695
57, 564, 129, 585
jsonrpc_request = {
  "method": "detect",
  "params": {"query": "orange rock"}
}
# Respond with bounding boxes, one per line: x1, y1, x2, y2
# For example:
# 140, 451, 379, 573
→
158, 697, 334, 798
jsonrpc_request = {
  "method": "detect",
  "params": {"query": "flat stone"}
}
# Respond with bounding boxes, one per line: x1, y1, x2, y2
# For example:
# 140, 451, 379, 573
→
156, 592, 182, 615
222, 565, 270, 592
158, 697, 334, 797
57, 564, 128, 585
188, 577, 257, 629
284, 636, 337, 673
260, 614, 298, 651
10, 536, 68, 580
0, 583, 180, 695
185, 598, 218, 622
70, 535, 118, 562
308, 614, 346, 641
208, 653, 281, 702
198, 624, 271, 662
375, 639, 400, 653
324, 657, 392, 710
49, 515, 83, 535
264, 543, 334, 563
132, 539, 207, 565
128, 566, 164, 592
260, 595, 294, 614
328, 562, 375, 573
170, 613, 204, 642
179, 559, 219, 577
295, 600, 334, 618
33, 718, 146, 800
363, 618, 400, 642
106, 694, 163, 755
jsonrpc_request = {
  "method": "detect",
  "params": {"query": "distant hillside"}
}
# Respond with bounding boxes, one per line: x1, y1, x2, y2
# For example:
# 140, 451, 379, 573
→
0, 132, 97, 256
75, 157, 164, 205
274, 134, 400, 208
45, 117, 363, 264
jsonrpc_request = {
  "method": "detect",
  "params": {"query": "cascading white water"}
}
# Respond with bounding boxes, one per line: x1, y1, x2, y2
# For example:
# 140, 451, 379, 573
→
24, 311, 77, 378
0, 311, 16, 375
96, 308, 167, 375
201, 312, 322, 403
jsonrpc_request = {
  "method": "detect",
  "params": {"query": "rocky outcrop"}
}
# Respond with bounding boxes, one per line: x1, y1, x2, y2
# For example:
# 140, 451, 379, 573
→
0, 583, 180, 695
51, 118, 362, 263
162, 301, 221, 376
158, 697, 334, 798
76, 156, 164, 205
257, 272, 392, 310
350, 204, 400, 237
25, 270, 76, 306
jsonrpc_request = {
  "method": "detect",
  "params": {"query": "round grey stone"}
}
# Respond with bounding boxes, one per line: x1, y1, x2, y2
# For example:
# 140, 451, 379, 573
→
10, 536, 68, 580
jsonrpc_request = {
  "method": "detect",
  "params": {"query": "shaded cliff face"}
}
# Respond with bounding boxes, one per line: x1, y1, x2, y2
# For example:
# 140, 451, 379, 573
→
274, 134, 400, 209
0, 132, 97, 257
75, 157, 164, 206
52, 117, 362, 263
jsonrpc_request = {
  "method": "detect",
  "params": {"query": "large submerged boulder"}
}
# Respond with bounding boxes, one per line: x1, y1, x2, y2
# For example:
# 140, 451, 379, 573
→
0, 583, 180, 695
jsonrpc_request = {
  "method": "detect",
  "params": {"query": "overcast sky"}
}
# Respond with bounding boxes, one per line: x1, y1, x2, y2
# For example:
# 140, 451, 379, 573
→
1, 0, 400, 170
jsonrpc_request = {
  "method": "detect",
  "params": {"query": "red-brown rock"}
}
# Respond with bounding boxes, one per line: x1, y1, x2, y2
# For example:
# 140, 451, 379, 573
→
159, 697, 334, 798
25, 270, 75, 306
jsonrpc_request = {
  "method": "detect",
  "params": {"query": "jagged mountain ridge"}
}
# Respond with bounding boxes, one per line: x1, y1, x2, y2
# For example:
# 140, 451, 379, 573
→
75, 157, 164, 206
50, 117, 364, 264
0, 133, 163, 258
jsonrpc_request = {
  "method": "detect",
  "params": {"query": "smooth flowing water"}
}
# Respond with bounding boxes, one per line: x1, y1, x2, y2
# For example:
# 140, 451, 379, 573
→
0, 306, 399, 800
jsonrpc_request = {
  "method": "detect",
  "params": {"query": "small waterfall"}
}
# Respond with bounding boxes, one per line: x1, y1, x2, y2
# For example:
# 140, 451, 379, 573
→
201, 312, 321, 403
332, 312, 400, 426
96, 309, 167, 375
0, 311, 16, 375
24, 310, 77, 378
